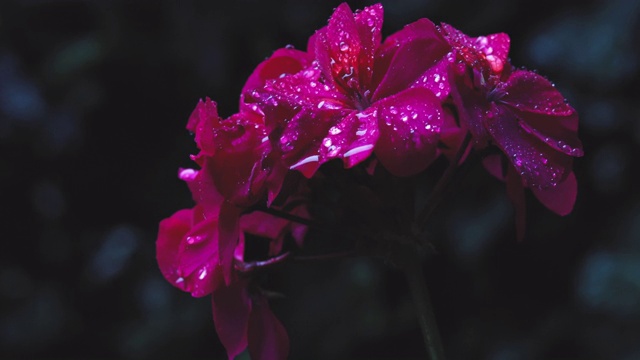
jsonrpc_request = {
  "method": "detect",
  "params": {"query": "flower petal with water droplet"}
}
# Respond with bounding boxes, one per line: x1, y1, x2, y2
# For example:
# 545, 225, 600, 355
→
373, 18, 449, 100
374, 88, 443, 176
486, 103, 573, 189
532, 171, 577, 216
499, 70, 575, 117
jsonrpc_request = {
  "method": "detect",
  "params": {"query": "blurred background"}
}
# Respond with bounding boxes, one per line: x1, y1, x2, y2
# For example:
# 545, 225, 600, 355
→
1, 0, 639, 359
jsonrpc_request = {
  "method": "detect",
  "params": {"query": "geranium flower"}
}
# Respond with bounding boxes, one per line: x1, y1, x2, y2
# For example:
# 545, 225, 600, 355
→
157, 204, 292, 360
442, 23, 583, 237
248, 3, 452, 177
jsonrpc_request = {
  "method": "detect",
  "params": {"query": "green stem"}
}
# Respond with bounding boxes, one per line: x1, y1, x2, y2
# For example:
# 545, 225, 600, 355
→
404, 253, 445, 360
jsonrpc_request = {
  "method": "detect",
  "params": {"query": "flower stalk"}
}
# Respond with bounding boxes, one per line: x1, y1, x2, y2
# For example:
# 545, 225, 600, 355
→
403, 251, 445, 360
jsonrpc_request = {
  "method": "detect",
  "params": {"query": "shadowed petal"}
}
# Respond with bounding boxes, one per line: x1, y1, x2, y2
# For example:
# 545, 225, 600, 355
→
482, 153, 506, 181
374, 87, 443, 176
218, 201, 242, 285
248, 296, 290, 360
532, 171, 577, 216
516, 112, 584, 157
212, 280, 252, 360
486, 104, 573, 189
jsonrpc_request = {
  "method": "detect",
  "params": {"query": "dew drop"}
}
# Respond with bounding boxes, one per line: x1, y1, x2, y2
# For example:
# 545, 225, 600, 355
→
329, 127, 342, 135
339, 42, 349, 51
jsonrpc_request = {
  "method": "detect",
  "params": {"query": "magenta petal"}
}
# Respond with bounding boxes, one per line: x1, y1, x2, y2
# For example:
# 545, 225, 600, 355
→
373, 19, 449, 101
248, 296, 290, 360
157, 207, 221, 297
517, 112, 584, 157
157, 209, 193, 290
374, 87, 443, 176
354, 4, 383, 87
486, 103, 573, 189
241, 48, 311, 97
532, 171, 577, 216
482, 153, 506, 181
256, 66, 347, 112
280, 108, 342, 177
473, 32, 510, 73
410, 57, 451, 100
212, 280, 252, 360
450, 72, 491, 143
177, 207, 221, 297
180, 166, 224, 217
318, 3, 365, 93
318, 108, 379, 168
218, 201, 242, 285
500, 70, 575, 117
187, 98, 219, 156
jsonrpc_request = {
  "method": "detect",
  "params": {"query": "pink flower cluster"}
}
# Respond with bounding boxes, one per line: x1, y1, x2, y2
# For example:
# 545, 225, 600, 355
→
157, 3, 583, 359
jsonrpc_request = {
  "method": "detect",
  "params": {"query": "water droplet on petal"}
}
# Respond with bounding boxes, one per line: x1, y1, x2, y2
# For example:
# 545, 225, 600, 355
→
329, 127, 342, 135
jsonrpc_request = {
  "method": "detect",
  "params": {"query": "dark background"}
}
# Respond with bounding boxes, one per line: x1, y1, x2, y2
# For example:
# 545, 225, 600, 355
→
1, 0, 639, 359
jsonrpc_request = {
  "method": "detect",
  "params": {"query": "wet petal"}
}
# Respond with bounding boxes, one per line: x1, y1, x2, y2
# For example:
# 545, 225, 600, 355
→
157, 209, 193, 290
316, 3, 366, 94
486, 103, 573, 189
374, 88, 443, 176
156, 207, 222, 297
253, 66, 347, 114
280, 108, 344, 177
373, 18, 449, 100
248, 295, 290, 360
532, 171, 577, 216
473, 32, 510, 74
410, 56, 452, 100
517, 111, 584, 157
179, 166, 224, 217
318, 108, 379, 168
241, 48, 311, 97
354, 4, 384, 87
500, 70, 575, 117
212, 280, 252, 360
187, 98, 219, 156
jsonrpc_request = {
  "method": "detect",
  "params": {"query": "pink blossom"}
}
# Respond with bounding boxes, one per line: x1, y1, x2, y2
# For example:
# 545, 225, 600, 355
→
248, 3, 451, 177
